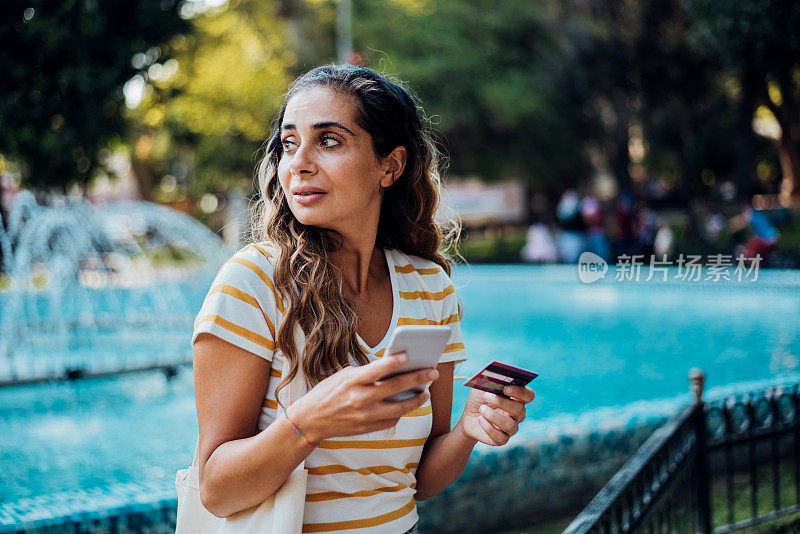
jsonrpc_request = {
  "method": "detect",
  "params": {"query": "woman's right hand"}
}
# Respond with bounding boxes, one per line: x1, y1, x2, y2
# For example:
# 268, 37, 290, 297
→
287, 353, 437, 443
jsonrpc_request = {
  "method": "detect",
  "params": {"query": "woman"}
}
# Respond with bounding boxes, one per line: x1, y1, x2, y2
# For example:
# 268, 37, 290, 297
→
192, 64, 535, 534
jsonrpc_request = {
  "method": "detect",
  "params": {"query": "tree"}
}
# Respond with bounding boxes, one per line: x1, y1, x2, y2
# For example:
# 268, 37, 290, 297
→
0, 0, 187, 221
555, 0, 749, 202
683, 0, 800, 201
130, 0, 296, 204
351, 0, 597, 191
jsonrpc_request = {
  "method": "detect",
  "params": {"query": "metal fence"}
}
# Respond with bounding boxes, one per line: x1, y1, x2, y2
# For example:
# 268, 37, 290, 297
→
564, 371, 800, 534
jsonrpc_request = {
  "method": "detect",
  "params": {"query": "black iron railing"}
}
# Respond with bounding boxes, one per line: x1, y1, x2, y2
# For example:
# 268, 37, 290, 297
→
705, 383, 800, 533
564, 372, 800, 534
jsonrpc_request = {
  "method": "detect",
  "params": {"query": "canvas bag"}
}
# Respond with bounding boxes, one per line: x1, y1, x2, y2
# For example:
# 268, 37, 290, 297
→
175, 326, 309, 534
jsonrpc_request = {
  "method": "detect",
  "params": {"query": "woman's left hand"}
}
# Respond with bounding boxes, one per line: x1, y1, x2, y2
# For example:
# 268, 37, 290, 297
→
458, 386, 535, 446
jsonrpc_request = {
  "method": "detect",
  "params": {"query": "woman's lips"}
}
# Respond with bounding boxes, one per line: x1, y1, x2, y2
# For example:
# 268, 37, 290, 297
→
293, 192, 327, 205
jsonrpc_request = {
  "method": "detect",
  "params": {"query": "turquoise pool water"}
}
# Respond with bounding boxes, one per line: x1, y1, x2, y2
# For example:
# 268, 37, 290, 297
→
451, 265, 800, 434
1, 265, 799, 507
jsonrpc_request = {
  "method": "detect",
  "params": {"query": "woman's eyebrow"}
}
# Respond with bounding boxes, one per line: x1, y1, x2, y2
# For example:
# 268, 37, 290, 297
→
313, 121, 355, 136
281, 121, 355, 136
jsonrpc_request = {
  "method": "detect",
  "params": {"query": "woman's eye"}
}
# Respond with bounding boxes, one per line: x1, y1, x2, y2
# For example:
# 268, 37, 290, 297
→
282, 139, 296, 151
320, 135, 340, 148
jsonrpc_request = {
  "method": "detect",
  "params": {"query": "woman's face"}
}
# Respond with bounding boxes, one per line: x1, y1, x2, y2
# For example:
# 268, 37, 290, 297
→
277, 86, 399, 236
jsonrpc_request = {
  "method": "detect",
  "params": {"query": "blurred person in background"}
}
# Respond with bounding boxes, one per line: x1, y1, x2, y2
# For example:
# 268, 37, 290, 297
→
634, 203, 658, 258
555, 189, 586, 263
729, 202, 780, 263
580, 194, 610, 261
612, 192, 637, 259
521, 219, 559, 263
703, 212, 727, 243
521, 194, 558, 263
653, 222, 675, 259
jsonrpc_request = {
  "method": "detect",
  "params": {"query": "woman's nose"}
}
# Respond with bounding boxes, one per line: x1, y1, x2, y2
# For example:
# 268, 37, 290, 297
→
288, 142, 317, 176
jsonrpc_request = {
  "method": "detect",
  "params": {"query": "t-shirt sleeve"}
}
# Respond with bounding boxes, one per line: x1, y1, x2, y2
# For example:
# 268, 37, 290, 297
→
438, 273, 468, 366
192, 246, 281, 362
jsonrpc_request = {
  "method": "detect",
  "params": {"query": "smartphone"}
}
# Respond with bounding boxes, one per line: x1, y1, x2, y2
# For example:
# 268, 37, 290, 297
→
380, 325, 452, 401
464, 361, 538, 398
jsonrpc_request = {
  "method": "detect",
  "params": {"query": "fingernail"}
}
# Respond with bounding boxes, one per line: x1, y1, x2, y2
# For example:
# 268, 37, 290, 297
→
483, 391, 496, 402
479, 404, 489, 415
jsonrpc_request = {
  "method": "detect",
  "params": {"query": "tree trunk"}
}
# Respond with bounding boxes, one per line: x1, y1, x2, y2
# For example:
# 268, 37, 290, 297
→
763, 78, 799, 199
611, 123, 632, 193
131, 155, 155, 202
775, 128, 799, 198
735, 68, 759, 201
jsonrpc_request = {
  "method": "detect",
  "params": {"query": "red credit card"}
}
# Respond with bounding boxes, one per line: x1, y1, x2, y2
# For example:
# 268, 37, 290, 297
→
464, 361, 538, 397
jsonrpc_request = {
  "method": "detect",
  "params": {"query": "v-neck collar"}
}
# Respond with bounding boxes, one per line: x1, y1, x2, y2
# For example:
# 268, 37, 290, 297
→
355, 247, 399, 354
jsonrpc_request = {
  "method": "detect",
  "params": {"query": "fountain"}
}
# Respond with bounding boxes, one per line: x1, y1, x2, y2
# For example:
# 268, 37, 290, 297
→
0, 192, 232, 386
0, 191, 798, 533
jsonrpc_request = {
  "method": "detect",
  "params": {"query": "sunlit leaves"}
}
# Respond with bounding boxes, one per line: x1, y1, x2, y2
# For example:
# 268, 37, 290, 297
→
0, 0, 188, 189
133, 0, 293, 142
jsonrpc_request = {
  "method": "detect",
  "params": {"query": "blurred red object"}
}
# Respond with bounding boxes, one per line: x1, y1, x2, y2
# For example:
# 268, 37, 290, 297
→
743, 236, 777, 259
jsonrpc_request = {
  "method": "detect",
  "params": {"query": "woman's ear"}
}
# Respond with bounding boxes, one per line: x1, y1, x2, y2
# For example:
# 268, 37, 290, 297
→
380, 146, 407, 188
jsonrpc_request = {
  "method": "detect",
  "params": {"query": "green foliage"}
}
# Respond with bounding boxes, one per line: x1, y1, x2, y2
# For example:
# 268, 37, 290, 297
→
556, 0, 747, 195
7, 0, 792, 210
683, 0, 800, 72
683, 0, 800, 198
353, 0, 595, 187
143, 243, 203, 265
459, 227, 528, 263
120, 0, 800, 209
130, 0, 297, 199
0, 0, 188, 189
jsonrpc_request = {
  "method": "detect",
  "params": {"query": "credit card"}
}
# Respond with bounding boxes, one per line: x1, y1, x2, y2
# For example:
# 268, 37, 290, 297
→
464, 361, 538, 397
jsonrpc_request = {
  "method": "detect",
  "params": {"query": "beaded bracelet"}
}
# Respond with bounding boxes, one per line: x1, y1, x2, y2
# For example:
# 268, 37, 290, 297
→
284, 403, 320, 448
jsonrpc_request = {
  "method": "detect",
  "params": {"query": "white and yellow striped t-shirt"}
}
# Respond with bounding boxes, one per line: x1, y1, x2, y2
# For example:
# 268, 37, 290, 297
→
192, 241, 467, 533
